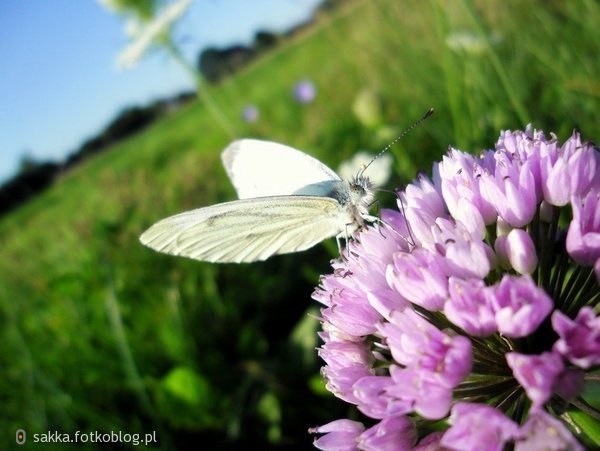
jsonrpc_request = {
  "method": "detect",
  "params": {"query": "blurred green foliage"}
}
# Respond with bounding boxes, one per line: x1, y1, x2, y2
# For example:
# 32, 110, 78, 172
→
1, 0, 599, 448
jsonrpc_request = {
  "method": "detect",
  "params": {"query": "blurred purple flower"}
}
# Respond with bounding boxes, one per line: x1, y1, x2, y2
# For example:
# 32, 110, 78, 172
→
542, 131, 600, 205
552, 307, 600, 369
566, 187, 600, 266
317, 335, 373, 404
489, 275, 553, 337
445, 277, 496, 336
506, 351, 564, 408
441, 402, 519, 451
352, 375, 410, 418
515, 410, 584, 451
503, 228, 538, 274
413, 431, 447, 450
241, 104, 259, 123
438, 147, 497, 227
357, 415, 416, 450
387, 248, 449, 311
479, 149, 539, 227
293, 79, 317, 103
310, 419, 365, 450
309, 126, 600, 449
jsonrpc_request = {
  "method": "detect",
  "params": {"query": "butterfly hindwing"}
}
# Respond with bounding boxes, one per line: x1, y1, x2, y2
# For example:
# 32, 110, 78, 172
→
140, 196, 349, 263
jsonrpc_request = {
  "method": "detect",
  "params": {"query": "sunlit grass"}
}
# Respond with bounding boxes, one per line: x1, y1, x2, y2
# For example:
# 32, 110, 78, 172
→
1, 0, 599, 447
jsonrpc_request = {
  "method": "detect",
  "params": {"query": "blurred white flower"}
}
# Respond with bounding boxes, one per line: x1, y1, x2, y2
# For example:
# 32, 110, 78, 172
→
338, 151, 393, 187
124, 18, 142, 38
445, 31, 487, 55
352, 89, 382, 128
115, 0, 193, 69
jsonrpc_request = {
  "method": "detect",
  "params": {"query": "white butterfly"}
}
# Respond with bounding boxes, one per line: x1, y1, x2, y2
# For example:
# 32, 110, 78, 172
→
139, 139, 378, 263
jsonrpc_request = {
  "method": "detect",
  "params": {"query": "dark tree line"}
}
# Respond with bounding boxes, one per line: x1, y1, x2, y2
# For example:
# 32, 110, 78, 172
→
196, 0, 347, 84
0, 161, 62, 214
0, 92, 194, 217
198, 30, 280, 83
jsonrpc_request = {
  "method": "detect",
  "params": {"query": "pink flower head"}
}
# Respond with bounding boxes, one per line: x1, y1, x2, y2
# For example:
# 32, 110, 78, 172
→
310, 126, 596, 449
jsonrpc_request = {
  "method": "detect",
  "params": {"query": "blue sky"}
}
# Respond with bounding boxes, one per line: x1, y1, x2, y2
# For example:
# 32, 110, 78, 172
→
0, 0, 322, 182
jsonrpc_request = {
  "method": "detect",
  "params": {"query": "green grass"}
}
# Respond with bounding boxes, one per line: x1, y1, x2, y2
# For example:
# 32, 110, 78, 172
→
1, 0, 599, 448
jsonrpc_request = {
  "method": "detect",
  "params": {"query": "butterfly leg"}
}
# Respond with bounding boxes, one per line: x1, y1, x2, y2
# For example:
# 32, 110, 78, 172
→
335, 233, 344, 257
395, 191, 416, 247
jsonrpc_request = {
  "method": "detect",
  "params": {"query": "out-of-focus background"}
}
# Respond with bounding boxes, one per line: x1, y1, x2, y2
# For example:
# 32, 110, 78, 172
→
1, 0, 599, 448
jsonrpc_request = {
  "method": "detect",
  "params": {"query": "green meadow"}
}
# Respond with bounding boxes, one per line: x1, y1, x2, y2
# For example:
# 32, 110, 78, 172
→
2, 0, 599, 448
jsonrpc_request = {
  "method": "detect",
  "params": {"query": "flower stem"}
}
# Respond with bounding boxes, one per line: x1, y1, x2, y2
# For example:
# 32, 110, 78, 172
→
564, 267, 595, 315
542, 206, 560, 290
457, 0, 530, 125
568, 268, 600, 314
570, 397, 600, 421
549, 241, 569, 300
165, 40, 237, 139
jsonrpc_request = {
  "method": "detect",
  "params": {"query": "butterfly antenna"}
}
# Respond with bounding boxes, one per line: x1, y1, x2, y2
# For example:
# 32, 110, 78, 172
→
359, 107, 434, 177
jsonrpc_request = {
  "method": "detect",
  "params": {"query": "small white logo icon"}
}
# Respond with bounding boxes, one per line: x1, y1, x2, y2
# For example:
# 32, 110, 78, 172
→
16, 429, 26, 445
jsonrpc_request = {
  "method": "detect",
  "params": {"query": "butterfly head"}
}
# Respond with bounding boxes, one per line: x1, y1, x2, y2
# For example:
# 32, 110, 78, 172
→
349, 174, 375, 208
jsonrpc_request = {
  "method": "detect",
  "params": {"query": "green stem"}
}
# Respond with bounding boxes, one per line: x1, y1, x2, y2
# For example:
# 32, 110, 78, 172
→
561, 265, 585, 309
105, 280, 152, 412
549, 244, 569, 301
571, 397, 600, 422
432, 0, 465, 144
458, 0, 529, 125
165, 40, 237, 139
541, 206, 560, 291
565, 267, 594, 315
454, 378, 517, 397
569, 268, 600, 314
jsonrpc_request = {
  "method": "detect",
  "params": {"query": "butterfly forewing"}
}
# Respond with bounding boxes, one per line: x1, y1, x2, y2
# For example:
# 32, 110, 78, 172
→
222, 139, 341, 199
139, 196, 348, 263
